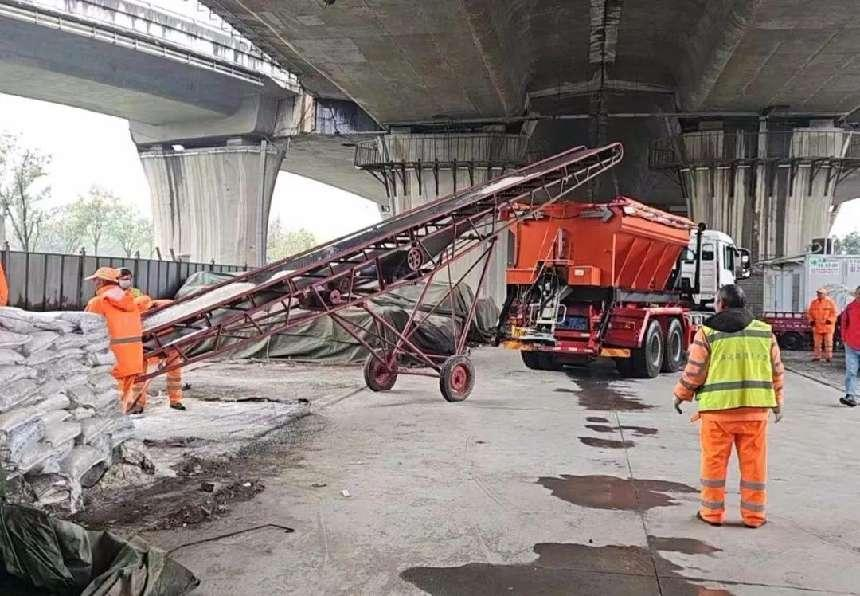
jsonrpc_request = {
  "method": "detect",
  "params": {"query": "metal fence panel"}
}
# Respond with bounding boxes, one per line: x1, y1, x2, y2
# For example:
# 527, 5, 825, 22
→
0, 248, 246, 311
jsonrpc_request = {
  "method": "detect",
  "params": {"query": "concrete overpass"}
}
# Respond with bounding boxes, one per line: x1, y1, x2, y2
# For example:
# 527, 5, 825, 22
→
202, 0, 860, 261
0, 0, 383, 265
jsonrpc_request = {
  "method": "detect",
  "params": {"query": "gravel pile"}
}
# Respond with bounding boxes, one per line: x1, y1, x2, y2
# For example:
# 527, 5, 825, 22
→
0, 308, 132, 513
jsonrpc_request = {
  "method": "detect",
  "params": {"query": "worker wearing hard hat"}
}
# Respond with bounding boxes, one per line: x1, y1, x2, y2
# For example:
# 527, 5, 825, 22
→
84, 267, 145, 414
673, 285, 784, 529
807, 288, 838, 363
0, 260, 8, 307
117, 268, 187, 411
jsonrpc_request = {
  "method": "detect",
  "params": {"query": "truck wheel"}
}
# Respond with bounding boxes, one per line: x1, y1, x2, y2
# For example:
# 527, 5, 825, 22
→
778, 332, 804, 351
631, 320, 663, 378
521, 351, 546, 370
440, 355, 475, 402
615, 357, 634, 377
363, 353, 397, 391
661, 318, 685, 373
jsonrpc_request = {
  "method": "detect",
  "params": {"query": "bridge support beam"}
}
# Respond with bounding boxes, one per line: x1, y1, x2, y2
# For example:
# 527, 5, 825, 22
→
355, 132, 529, 306
651, 122, 860, 260
139, 138, 287, 267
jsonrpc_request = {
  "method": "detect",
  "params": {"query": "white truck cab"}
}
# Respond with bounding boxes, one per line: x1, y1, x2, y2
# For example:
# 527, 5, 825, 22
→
680, 228, 751, 309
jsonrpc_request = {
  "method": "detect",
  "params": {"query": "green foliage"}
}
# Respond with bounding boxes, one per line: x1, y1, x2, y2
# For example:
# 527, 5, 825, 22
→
267, 216, 318, 262
0, 134, 52, 251
834, 232, 860, 256
108, 202, 154, 257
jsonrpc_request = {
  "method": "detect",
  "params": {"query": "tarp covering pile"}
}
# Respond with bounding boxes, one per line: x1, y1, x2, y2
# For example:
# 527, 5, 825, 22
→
0, 501, 198, 595
160, 272, 499, 363
0, 309, 133, 513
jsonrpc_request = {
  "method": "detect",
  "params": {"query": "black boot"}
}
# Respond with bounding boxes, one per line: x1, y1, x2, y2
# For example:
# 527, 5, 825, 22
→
170, 402, 187, 411
839, 395, 858, 407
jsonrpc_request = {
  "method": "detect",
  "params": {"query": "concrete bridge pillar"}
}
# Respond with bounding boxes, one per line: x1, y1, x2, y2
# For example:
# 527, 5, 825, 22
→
139, 138, 287, 267
355, 132, 529, 306
650, 122, 860, 260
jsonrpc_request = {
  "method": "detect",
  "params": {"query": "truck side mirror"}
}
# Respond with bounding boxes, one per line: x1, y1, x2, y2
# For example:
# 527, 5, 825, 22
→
737, 248, 752, 279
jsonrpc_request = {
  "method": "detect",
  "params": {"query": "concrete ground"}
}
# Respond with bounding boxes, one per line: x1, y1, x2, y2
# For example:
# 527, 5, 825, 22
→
782, 351, 848, 394
137, 349, 860, 595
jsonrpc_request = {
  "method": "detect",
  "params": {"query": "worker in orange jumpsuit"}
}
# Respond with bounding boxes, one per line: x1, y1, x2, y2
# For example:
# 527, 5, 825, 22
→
674, 285, 784, 528
0, 260, 8, 307
117, 268, 186, 411
84, 267, 145, 414
807, 288, 838, 362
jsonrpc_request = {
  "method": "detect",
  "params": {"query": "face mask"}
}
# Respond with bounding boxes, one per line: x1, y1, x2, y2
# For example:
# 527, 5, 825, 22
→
118, 279, 132, 290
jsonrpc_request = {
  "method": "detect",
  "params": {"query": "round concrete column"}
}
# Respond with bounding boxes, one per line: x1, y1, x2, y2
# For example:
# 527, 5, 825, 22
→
139, 140, 287, 267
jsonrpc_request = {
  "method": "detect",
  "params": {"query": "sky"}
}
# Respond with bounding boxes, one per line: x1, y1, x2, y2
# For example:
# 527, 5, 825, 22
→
0, 93, 381, 243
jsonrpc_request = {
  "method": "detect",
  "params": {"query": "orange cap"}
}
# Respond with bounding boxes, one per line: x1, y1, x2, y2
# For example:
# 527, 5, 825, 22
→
85, 267, 119, 282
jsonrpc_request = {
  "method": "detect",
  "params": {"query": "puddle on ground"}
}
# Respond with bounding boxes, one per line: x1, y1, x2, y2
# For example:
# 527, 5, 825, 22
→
579, 436, 634, 449
585, 424, 658, 437
648, 535, 721, 557
401, 541, 731, 596
537, 474, 696, 511
556, 374, 654, 411
586, 416, 609, 423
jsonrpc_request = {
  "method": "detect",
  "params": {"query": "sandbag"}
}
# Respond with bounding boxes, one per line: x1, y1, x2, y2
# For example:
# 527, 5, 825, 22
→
0, 349, 24, 365
22, 331, 60, 356
0, 309, 37, 334
0, 379, 39, 412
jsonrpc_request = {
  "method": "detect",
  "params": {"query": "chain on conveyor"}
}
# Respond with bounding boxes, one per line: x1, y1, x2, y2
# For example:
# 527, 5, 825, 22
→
139, 142, 623, 397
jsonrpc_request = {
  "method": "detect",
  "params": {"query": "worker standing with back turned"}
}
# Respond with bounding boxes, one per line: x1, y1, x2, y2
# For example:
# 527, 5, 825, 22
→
807, 288, 838, 363
84, 267, 145, 414
673, 285, 784, 528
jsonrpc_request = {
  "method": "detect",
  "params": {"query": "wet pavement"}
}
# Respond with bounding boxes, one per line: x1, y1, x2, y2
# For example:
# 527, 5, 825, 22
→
138, 349, 860, 595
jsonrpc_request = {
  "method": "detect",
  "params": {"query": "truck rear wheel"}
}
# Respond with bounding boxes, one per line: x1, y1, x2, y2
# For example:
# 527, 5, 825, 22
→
661, 318, 685, 373
777, 331, 805, 351
615, 357, 634, 377
521, 351, 561, 371
631, 320, 663, 378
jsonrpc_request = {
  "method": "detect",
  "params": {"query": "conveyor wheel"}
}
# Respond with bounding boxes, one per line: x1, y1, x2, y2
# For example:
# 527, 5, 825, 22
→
439, 355, 475, 402
364, 353, 398, 391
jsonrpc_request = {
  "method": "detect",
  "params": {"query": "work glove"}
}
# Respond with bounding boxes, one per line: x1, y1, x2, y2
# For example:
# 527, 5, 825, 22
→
773, 405, 783, 423
673, 397, 683, 415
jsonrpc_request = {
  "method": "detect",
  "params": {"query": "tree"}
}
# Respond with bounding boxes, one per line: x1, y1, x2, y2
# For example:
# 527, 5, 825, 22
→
0, 134, 51, 251
834, 231, 860, 255
38, 206, 84, 253
267, 217, 317, 262
109, 203, 153, 257
64, 186, 121, 256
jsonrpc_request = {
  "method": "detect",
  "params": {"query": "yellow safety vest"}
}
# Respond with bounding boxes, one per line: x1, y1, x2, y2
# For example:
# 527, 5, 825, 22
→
697, 320, 777, 411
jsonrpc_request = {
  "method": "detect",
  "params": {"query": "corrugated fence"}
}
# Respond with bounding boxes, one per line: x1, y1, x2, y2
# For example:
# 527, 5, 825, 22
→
1, 248, 246, 311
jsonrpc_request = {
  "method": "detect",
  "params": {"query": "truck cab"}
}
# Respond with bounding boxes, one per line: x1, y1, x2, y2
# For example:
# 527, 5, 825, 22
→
680, 229, 751, 309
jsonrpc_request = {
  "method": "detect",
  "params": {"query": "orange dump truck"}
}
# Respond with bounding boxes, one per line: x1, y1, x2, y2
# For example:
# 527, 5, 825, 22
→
499, 197, 749, 377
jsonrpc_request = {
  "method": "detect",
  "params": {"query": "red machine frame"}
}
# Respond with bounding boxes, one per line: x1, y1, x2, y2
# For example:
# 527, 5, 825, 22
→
141, 143, 624, 401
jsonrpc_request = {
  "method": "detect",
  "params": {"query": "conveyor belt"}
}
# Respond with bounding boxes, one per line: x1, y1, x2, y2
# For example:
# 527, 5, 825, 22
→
140, 142, 623, 379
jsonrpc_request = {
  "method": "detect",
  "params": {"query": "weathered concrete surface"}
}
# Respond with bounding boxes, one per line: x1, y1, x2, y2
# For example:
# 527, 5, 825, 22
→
139, 140, 287, 266
140, 349, 860, 595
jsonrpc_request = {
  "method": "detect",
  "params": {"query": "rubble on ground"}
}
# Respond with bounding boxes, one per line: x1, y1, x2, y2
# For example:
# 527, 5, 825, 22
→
0, 308, 132, 514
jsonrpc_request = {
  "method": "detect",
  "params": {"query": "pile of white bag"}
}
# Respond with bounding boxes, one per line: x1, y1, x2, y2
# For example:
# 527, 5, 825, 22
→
0, 307, 133, 512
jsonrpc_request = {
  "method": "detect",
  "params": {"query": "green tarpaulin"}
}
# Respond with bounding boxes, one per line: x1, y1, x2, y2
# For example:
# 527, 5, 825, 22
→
168, 272, 499, 363
0, 502, 198, 595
